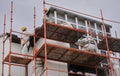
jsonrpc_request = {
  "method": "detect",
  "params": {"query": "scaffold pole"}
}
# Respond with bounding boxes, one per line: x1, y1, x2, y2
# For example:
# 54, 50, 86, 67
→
25, 65, 28, 76
8, 1, 13, 76
96, 67, 98, 76
100, 9, 113, 76
43, 0, 48, 76
33, 7, 37, 76
2, 14, 6, 76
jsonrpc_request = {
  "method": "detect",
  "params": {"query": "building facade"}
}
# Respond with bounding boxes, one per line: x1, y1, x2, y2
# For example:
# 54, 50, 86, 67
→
46, 7, 112, 43
1, 7, 120, 76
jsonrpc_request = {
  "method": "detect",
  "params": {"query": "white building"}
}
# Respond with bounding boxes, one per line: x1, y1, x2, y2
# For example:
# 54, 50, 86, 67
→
0, 7, 120, 76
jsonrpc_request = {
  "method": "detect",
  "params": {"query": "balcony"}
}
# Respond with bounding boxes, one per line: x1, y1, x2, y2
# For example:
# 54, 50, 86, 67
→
35, 43, 107, 68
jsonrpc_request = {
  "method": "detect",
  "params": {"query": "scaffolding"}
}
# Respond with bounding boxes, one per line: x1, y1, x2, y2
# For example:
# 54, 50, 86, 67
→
2, 0, 120, 76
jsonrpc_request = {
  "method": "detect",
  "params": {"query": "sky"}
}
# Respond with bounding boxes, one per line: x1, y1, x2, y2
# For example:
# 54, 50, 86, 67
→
0, 0, 120, 37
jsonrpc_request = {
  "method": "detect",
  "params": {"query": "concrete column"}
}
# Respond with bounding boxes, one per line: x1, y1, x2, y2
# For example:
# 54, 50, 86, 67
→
54, 10, 57, 24
75, 17, 78, 29
94, 23, 99, 43
65, 13, 68, 22
85, 20, 89, 37
101, 24, 104, 36
109, 28, 111, 36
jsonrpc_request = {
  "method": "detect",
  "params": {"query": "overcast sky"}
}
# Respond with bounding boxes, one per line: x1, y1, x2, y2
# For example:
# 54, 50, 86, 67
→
0, 0, 120, 37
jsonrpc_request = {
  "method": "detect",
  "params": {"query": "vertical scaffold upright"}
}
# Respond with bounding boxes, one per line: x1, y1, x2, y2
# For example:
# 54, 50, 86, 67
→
2, 14, 6, 76
2, 1, 37, 76
100, 10, 113, 76
8, 1, 13, 76
33, 7, 37, 76
43, 0, 48, 76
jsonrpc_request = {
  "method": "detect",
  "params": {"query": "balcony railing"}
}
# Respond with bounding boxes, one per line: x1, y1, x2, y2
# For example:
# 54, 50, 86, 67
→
46, 17, 111, 37
46, 17, 86, 30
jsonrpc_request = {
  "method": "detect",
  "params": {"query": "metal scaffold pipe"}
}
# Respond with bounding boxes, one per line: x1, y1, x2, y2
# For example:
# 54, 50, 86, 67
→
2, 14, 6, 76
33, 7, 37, 76
100, 9, 113, 76
34, 7, 36, 51
43, 0, 48, 76
8, 1, 13, 76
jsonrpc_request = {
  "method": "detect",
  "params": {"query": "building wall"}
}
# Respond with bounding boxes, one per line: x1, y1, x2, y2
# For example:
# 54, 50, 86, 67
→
47, 8, 112, 43
35, 38, 69, 76
47, 60, 68, 76
0, 37, 70, 76
0, 37, 3, 76
0, 8, 117, 76
0, 37, 25, 76
36, 38, 70, 48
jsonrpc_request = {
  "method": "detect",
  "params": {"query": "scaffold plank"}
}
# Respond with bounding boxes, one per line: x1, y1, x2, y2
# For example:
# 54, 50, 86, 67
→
37, 22, 120, 52
98, 37, 120, 52
4, 54, 31, 65
37, 22, 86, 43
36, 43, 107, 68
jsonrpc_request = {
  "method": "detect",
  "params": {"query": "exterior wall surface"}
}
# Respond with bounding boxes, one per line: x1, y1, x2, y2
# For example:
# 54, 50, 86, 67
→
0, 7, 119, 76
47, 60, 68, 76
0, 37, 69, 76
0, 37, 25, 76
47, 7, 112, 43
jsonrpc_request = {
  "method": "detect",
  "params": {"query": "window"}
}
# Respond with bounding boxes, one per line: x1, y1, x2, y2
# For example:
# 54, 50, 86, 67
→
106, 27, 110, 33
68, 64, 96, 76
77, 18, 86, 30
97, 24, 102, 31
78, 18, 85, 26
106, 26, 111, 36
68, 64, 106, 76
67, 15, 75, 23
57, 13, 65, 20
89, 22, 95, 29
47, 11, 54, 18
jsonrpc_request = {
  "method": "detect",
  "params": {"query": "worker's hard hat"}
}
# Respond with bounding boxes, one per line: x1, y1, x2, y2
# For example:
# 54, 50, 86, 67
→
21, 26, 27, 32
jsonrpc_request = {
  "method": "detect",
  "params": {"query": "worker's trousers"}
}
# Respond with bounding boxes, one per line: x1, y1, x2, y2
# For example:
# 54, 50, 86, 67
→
21, 41, 30, 54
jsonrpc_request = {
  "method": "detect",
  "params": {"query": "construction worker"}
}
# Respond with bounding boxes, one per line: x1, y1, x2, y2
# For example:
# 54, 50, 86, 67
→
21, 26, 31, 55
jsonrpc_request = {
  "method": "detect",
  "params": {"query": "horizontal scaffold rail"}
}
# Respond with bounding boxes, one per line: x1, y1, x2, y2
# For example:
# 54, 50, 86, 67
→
4, 52, 33, 65
98, 36, 120, 52
35, 43, 107, 68
37, 22, 120, 52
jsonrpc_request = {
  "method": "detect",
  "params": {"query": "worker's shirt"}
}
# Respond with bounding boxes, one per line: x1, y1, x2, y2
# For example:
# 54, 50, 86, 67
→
21, 31, 30, 46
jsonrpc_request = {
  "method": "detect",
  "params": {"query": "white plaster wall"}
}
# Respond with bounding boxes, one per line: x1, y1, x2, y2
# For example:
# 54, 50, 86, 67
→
36, 38, 70, 49
36, 38, 70, 76
0, 37, 3, 76
28, 61, 34, 76
0, 37, 25, 76
0, 37, 69, 76
47, 60, 68, 76
41, 60, 68, 76
32, 38, 69, 76
28, 60, 68, 76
